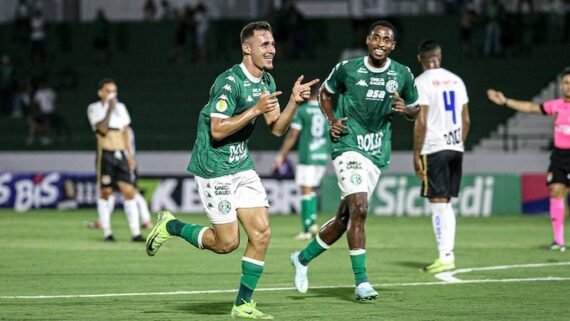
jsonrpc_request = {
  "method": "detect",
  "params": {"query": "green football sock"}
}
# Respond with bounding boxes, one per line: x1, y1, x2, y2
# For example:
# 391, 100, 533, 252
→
166, 219, 206, 249
299, 235, 329, 266
350, 250, 368, 285
235, 258, 264, 306
301, 194, 317, 232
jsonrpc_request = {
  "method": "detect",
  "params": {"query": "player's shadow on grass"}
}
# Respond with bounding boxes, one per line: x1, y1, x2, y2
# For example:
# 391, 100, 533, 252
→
288, 288, 354, 302
393, 261, 426, 269
176, 301, 230, 315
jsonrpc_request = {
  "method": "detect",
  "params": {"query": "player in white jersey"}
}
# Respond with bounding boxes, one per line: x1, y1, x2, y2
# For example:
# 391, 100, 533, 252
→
413, 40, 470, 273
87, 78, 144, 242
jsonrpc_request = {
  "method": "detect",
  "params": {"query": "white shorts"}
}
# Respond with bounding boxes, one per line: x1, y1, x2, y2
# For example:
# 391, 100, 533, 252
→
195, 170, 269, 225
332, 151, 381, 201
295, 164, 327, 187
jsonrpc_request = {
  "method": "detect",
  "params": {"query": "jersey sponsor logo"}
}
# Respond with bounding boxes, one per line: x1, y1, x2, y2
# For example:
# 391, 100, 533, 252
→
347, 160, 362, 170
246, 96, 253, 102
229, 142, 248, 163
244, 80, 251, 87
444, 128, 462, 145
215, 99, 228, 112
385, 80, 399, 93
370, 77, 385, 86
252, 88, 262, 97
222, 84, 232, 92
214, 184, 230, 196
356, 80, 368, 87
357, 132, 383, 152
387, 70, 397, 76
218, 199, 232, 214
357, 67, 368, 74
225, 76, 236, 82
365, 89, 386, 100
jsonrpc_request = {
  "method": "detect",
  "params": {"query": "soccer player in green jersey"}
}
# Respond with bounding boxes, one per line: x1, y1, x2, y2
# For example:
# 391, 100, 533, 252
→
273, 84, 330, 240
291, 20, 420, 301
145, 21, 318, 319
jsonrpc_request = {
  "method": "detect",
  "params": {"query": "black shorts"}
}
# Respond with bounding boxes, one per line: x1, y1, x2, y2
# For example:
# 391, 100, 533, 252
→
547, 148, 570, 186
96, 149, 136, 189
421, 150, 463, 198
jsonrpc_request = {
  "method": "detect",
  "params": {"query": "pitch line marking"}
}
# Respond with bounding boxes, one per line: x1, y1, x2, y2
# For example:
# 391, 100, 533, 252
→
434, 261, 570, 283
1, 262, 569, 300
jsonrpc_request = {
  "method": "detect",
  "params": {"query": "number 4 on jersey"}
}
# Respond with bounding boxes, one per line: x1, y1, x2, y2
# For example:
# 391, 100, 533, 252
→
443, 90, 456, 125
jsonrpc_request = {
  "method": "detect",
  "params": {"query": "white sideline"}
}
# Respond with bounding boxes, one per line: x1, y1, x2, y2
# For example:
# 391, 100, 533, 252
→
2, 262, 570, 300
435, 261, 570, 283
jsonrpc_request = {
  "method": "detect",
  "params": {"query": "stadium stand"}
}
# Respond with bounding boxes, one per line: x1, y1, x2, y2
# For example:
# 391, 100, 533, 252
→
0, 15, 568, 151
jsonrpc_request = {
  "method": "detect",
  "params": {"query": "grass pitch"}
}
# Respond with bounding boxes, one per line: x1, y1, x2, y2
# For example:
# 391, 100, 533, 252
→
0, 209, 569, 320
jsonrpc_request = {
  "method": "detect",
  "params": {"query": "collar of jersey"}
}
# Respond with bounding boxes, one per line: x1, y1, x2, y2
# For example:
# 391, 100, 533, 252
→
239, 63, 262, 83
364, 57, 391, 73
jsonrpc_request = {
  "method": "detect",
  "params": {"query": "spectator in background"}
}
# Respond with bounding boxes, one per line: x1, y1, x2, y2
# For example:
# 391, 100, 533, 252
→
194, 2, 209, 62
13, 0, 31, 44
13, 75, 33, 119
160, 0, 177, 21
169, 5, 194, 63
459, 5, 477, 57
93, 8, 111, 64
30, 8, 46, 63
547, 0, 566, 44
27, 78, 57, 146
143, 0, 157, 21
483, 0, 504, 57
0, 55, 16, 117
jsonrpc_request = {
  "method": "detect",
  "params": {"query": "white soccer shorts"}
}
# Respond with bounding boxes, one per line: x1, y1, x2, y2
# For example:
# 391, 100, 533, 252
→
295, 164, 327, 187
194, 170, 269, 224
332, 151, 381, 201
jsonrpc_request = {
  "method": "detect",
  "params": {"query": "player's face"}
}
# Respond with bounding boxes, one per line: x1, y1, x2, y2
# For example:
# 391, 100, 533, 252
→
561, 74, 570, 99
247, 30, 276, 71
98, 83, 117, 102
366, 26, 396, 63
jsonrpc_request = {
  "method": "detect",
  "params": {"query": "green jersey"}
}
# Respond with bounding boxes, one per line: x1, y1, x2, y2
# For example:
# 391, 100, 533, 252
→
290, 101, 330, 166
188, 63, 277, 178
323, 56, 419, 170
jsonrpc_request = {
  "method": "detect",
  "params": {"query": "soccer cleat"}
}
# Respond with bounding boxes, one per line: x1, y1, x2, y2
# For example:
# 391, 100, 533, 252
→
104, 234, 116, 242
231, 300, 273, 319
294, 232, 312, 241
145, 210, 175, 256
132, 235, 145, 242
550, 242, 566, 252
354, 282, 378, 302
290, 251, 308, 293
422, 259, 456, 273
85, 220, 101, 229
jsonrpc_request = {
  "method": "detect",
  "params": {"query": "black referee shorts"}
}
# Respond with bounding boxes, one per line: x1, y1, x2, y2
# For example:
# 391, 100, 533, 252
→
547, 147, 570, 186
421, 150, 463, 198
96, 149, 136, 189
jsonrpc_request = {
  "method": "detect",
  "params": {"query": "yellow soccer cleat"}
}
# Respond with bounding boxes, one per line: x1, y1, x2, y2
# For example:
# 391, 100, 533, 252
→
231, 300, 273, 319
422, 259, 455, 273
145, 210, 175, 256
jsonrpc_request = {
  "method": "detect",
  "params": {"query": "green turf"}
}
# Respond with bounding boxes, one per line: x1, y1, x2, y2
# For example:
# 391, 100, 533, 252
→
0, 210, 568, 320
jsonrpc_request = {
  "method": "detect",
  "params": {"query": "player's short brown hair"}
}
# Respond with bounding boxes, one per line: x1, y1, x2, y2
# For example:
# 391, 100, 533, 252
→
240, 21, 272, 43
98, 78, 116, 90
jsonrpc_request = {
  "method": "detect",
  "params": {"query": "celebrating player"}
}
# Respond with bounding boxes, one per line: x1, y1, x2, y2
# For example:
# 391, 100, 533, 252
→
413, 40, 470, 272
145, 21, 318, 319
487, 68, 570, 252
290, 20, 420, 301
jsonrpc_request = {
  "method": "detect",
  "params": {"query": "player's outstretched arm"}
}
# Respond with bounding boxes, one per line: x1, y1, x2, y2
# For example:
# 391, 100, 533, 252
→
265, 75, 319, 137
211, 90, 281, 140
486, 89, 542, 114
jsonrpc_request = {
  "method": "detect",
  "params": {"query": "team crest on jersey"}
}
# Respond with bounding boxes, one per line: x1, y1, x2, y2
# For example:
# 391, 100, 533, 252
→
386, 80, 399, 93
356, 80, 368, 87
350, 174, 362, 185
218, 200, 232, 214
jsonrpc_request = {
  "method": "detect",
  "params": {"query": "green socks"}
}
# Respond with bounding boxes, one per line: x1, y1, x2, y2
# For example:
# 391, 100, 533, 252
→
301, 193, 318, 233
235, 258, 264, 306
349, 249, 368, 285
166, 219, 207, 249
299, 235, 330, 266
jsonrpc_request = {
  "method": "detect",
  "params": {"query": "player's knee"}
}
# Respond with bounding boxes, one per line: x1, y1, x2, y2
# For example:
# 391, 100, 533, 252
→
214, 239, 240, 254
251, 226, 271, 249
100, 188, 113, 199
349, 200, 368, 219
